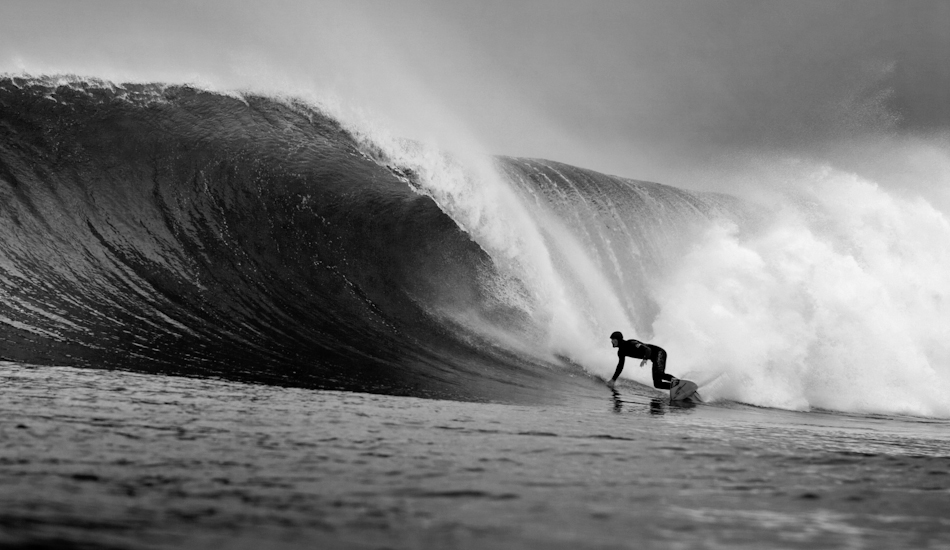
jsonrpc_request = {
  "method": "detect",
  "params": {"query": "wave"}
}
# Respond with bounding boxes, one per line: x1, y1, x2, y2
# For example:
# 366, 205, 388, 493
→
1, 75, 948, 416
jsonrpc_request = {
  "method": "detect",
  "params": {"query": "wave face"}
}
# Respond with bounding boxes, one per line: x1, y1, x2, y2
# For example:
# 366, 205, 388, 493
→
0, 77, 551, 400
2, 76, 949, 416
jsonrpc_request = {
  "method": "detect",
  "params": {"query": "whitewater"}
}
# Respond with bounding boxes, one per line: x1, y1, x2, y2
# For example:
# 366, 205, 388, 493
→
1, 76, 949, 549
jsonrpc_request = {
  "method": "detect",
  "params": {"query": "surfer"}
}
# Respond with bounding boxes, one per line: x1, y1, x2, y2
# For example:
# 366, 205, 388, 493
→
607, 331, 678, 389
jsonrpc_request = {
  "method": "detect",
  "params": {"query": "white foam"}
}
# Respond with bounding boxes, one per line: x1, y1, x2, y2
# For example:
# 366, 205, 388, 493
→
653, 165, 950, 417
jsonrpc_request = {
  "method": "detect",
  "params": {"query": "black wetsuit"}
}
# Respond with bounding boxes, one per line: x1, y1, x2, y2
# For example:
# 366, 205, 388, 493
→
612, 339, 673, 389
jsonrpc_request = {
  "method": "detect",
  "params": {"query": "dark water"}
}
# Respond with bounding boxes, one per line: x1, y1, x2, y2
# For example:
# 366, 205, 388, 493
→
2, 363, 949, 550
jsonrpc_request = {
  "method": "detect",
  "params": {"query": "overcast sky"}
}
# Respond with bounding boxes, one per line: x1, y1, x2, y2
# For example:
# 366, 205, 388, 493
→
2, 0, 948, 190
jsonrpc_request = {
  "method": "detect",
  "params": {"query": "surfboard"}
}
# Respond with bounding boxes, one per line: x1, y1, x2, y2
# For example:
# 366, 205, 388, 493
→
669, 379, 699, 401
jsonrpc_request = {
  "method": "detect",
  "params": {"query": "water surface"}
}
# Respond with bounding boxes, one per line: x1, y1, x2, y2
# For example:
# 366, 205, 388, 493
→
3, 363, 948, 549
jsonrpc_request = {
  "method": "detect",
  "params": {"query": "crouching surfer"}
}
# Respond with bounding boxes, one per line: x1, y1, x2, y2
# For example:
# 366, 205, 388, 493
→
607, 331, 697, 400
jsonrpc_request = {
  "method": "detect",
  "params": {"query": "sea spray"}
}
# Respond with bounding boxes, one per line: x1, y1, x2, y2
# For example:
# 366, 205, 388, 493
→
346, 114, 950, 416
654, 164, 950, 416
345, 131, 635, 372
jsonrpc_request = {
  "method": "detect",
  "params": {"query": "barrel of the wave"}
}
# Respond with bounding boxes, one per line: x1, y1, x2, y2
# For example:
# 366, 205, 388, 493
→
0, 76, 583, 402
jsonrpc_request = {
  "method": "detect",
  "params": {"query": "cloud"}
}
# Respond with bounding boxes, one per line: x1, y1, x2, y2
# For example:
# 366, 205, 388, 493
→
2, 0, 948, 189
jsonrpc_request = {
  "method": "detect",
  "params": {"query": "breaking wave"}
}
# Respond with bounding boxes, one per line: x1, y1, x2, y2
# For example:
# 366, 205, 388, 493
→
1, 76, 948, 416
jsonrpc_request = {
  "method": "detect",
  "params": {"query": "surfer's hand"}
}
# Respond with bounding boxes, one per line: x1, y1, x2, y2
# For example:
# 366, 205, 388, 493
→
639, 359, 647, 367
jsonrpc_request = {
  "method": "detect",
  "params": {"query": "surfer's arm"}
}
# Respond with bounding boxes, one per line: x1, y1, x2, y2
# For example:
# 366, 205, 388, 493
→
609, 355, 625, 383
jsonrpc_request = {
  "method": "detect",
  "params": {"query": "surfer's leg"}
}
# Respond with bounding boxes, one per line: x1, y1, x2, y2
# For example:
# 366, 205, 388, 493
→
651, 348, 673, 389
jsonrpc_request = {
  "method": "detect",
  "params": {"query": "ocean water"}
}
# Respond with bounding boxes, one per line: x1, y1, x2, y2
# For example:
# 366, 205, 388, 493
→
2, 362, 950, 550
2, 76, 950, 548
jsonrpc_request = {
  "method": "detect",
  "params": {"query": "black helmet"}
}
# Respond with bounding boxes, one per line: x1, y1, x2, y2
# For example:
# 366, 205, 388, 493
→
609, 331, 623, 341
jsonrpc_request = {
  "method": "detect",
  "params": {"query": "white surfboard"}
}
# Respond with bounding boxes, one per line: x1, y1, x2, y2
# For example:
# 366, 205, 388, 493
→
670, 379, 699, 401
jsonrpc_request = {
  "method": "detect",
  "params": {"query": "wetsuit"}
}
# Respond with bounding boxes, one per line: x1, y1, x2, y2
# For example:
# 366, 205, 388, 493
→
612, 339, 673, 389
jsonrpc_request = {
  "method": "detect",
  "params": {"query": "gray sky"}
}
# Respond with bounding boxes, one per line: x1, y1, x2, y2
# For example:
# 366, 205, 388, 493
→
2, 0, 949, 190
